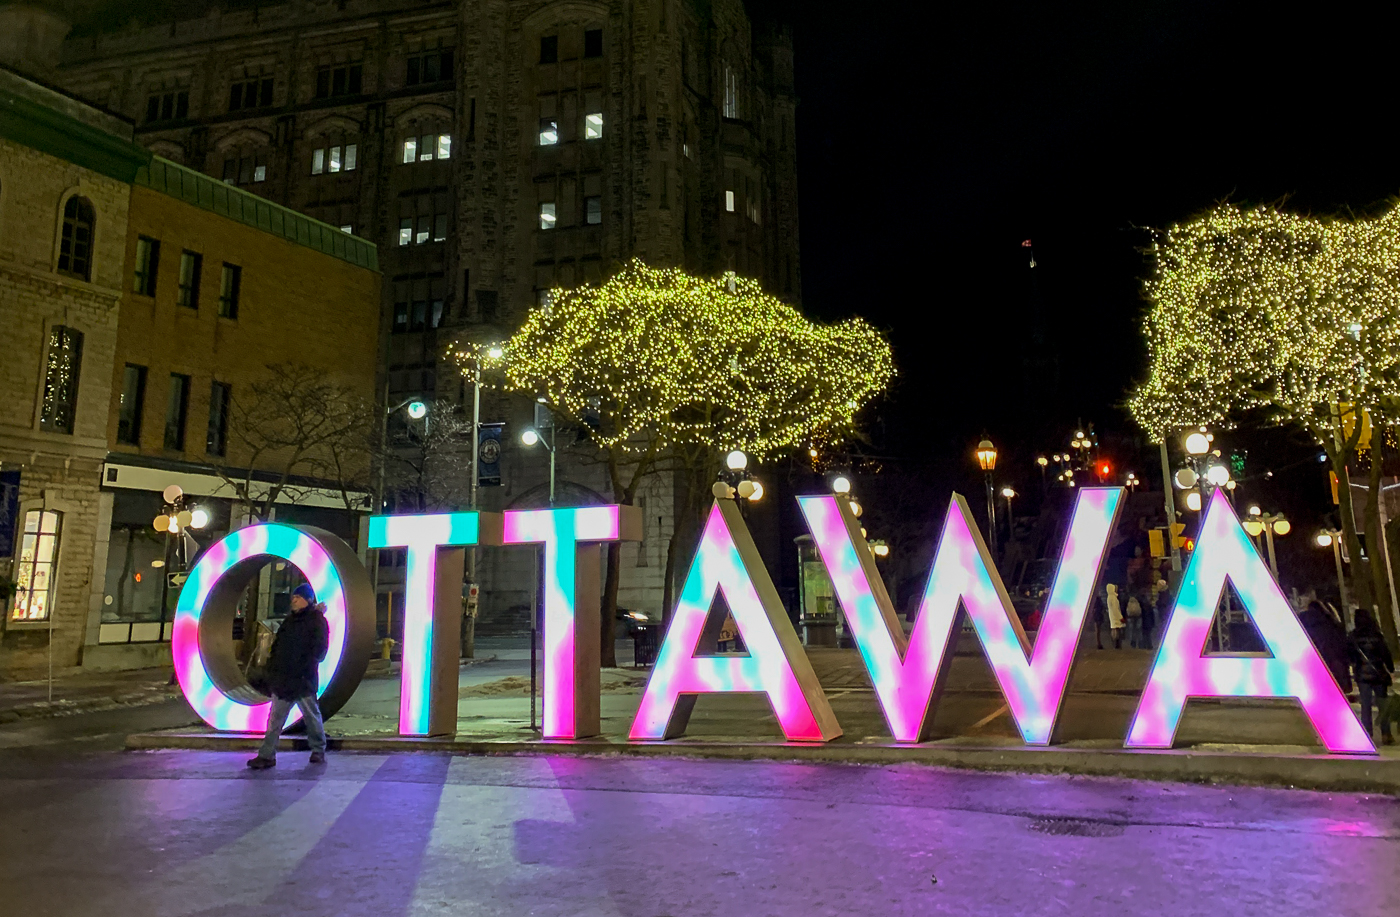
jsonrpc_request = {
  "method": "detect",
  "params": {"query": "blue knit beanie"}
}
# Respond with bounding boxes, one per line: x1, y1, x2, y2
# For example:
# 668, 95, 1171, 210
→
292, 583, 316, 605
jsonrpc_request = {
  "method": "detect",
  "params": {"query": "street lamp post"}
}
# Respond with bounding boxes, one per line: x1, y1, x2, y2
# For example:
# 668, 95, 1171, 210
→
374, 393, 428, 648
520, 400, 557, 733
461, 345, 503, 660
976, 439, 999, 558
1316, 530, 1350, 623
1001, 487, 1016, 541
520, 425, 555, 505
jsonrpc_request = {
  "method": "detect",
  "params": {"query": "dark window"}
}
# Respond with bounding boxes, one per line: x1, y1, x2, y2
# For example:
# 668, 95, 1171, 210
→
315, 63, 363, 99
57, 196, 95, 282
229, 77, 274, 111
132, 236, 160, 296
146, 90, 188, 123
407, 50, 454, 86
430, 278, 446, 328
177, 250, 202, 309
584, 29, 603, 58
117, 364, 146, 445
164, 374, 189, 451
218, 264, 241, 319
206, 381, 231, 457
540, 35, 558, 64
585, 195, 602, 225
392, 276, 446, 332
476, 289, 498, 324
222, 153, 267, 185
39, 326, 83, 435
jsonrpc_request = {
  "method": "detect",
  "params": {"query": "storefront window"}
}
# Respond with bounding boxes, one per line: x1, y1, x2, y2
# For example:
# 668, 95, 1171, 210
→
11, 510, 61, 621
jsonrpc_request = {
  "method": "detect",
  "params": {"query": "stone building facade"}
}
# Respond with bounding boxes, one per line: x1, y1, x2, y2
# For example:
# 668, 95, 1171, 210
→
1, 60, 382, 675
0, 66, 144, 678
49, 0, 800, 629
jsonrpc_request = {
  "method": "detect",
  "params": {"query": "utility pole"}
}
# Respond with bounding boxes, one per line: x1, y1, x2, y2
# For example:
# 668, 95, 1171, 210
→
1158, 441, 1183, 577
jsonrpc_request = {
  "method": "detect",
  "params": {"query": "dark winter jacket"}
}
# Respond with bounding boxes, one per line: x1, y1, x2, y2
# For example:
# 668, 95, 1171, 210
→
266, 604, 330, 699
1349, 625, 1395, 688
1301, 604, 1352, 693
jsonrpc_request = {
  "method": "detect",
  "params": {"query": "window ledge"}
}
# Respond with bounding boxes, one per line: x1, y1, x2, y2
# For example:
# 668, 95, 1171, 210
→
5, 620, 55, 631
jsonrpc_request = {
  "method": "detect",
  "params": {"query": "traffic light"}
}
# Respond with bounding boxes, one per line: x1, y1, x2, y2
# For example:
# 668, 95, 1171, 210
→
1171, 522, 1189, 551
1148, 528, 1165, 559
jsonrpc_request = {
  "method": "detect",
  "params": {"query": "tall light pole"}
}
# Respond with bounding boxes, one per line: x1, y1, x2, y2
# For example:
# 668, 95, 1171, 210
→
976, 438, 999, 558
462, 345, 502, 659
374, 394, 428, 648
1316, 530, 1350, 623
1001, 487, 1016, 548
520, 400, 556, 734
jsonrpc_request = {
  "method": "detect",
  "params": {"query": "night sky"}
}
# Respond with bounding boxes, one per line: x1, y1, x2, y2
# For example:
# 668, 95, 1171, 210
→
779, 2, 1400, 506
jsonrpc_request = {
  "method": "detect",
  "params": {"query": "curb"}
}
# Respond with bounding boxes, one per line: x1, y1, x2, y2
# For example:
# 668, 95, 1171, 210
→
0, 689, 182, 723
126, 730, 1400, 794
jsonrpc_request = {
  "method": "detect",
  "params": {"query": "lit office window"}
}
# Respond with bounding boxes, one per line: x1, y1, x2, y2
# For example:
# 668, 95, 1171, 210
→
539, 202, 557, 230
585, 112, 603, 139
539, 118, 559, 146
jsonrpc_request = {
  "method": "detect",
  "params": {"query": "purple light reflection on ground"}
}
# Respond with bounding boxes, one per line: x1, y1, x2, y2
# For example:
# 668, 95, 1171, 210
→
0, 750, 1396, 916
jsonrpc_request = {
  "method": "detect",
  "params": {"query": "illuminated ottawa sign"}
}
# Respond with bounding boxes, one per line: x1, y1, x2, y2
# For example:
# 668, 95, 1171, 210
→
172, 487, 1377, 755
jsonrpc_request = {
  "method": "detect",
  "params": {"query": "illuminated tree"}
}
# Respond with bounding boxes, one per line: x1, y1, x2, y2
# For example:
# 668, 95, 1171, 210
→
1130, 203, 1400, 649
207, 363, 374, 522
458, 260, 894, 664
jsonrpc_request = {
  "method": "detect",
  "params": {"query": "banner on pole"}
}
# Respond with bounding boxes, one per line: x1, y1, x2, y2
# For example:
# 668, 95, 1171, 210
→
0, 470, 19, 558
478, 423, 504, 487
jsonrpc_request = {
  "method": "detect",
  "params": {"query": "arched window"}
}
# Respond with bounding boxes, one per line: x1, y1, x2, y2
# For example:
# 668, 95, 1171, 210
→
57, 196, 95, 282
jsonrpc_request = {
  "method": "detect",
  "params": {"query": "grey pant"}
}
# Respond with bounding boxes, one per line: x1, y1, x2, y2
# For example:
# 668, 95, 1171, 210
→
256, 694, 326, 760
1126, 618, 1143, 648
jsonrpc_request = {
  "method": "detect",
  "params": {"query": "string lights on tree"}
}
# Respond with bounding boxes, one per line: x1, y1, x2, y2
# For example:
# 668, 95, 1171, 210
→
1130, 202, 1400, 650
451, 259, 894, 655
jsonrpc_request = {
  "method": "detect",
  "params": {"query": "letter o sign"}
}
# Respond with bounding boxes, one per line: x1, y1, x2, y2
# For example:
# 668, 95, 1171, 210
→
172, 524, 375, 732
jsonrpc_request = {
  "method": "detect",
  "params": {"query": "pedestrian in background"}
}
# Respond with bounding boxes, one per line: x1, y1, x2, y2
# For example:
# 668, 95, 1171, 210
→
1348, 608, 1395, 746
247, 583, 330, 769
1141, 581, 1163, 650
1125, 592, 1143, 648
1105, 584, 1124, 649
1091, 592, 1106, 649
1300, 600, 1351, 696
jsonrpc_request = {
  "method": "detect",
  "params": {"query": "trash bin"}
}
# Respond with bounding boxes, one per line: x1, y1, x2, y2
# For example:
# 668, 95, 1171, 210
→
632, 622, 661, 668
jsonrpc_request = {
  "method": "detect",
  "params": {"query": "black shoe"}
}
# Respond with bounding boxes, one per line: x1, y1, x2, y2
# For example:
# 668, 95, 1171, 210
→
246, 756, 275, 770
309, 752, 326, 764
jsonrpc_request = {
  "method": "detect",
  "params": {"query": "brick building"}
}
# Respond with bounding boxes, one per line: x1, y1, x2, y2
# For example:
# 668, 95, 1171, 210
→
42, 0, 801, 630
1, 62, 382, 675
0, 66, 143, 678
92, 157, 380, 669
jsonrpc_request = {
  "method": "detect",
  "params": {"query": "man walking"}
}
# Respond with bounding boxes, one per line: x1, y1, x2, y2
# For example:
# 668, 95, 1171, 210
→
247, 583, 330, 769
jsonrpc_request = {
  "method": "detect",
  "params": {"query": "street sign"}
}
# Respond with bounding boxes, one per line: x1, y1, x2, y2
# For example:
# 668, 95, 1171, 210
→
1148, 528, 1165, 558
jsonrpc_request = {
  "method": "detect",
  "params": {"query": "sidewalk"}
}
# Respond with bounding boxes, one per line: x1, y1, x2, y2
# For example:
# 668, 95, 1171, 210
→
0, 666, 181, 723
130, 639, 1400, 794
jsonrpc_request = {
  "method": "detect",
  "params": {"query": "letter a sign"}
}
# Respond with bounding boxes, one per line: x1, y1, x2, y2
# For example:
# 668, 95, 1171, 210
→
630, 500, 841, 742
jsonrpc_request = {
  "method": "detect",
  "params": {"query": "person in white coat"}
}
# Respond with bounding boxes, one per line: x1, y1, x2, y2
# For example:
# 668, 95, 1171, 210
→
1105, 584, 1125, 649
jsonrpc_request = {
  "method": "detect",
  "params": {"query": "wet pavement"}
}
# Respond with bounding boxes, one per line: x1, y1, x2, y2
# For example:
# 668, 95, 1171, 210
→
0, 741, 1396, 917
